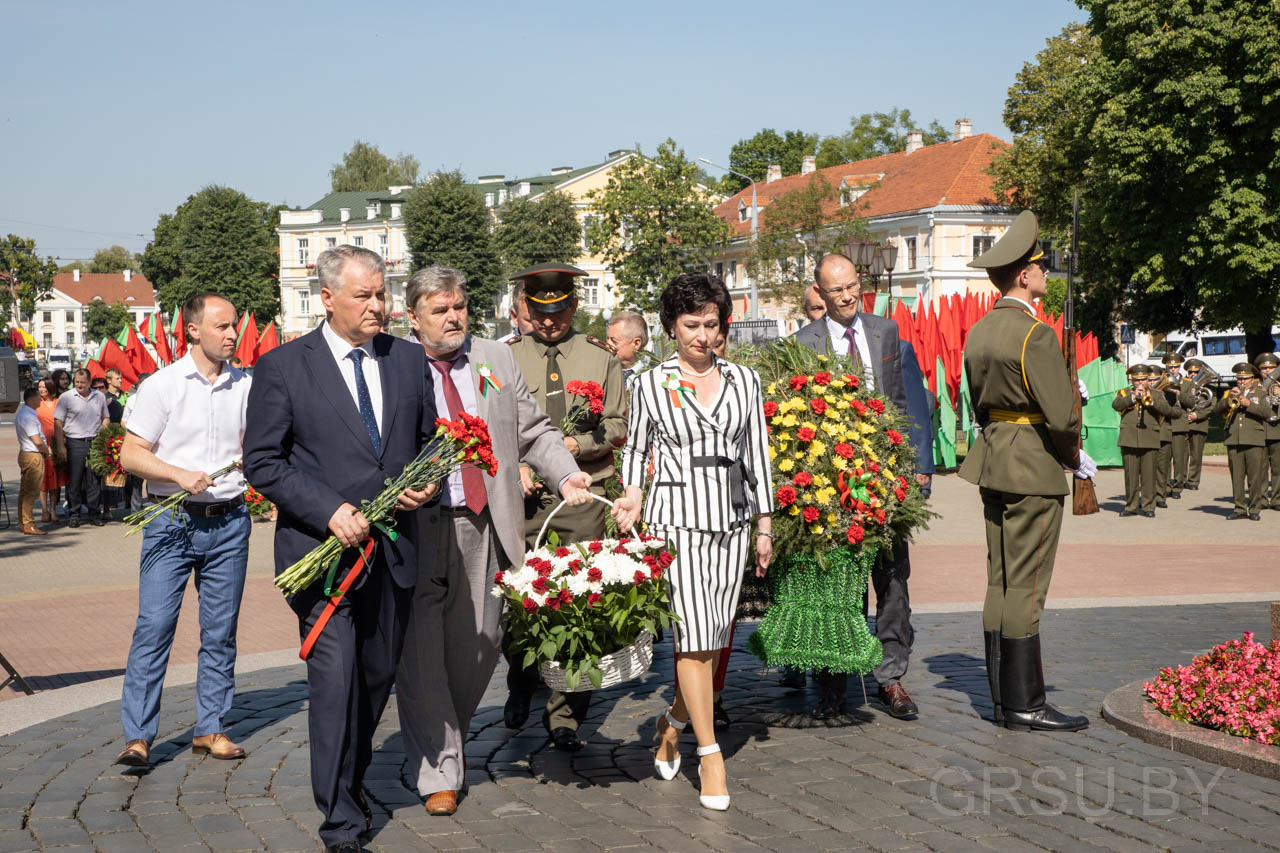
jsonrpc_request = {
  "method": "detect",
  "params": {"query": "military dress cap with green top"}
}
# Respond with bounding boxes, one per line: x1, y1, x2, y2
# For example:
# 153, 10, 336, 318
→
1234, 361, 1261, 379
1255, 352, 1279, 370
1184, 357, 1206, 372
1162, 351, 1186, 366
1127, 363, 1151, 379
510, 263, 587, 314
967, 210, 1045, 270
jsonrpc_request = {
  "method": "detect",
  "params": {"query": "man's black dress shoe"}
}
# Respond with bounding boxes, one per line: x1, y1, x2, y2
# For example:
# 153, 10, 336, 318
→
325, 841, 362, 853
1228, 512, 1248, 520
1118, 509, 1135, 517
1249, 513, 1262, 521
550, 727, 584, 751
1140, 510, 1155, 517
1155, 499, 1168, 508
1185, 484, 1199, 490
504, 693, 531, 729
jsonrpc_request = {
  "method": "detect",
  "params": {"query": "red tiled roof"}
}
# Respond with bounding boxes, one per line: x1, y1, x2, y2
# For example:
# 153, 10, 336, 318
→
714, 133, 1011, 238
52, 272, 156, 308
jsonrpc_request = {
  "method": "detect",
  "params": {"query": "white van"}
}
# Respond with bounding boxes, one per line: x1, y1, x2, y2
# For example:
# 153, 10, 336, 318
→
1146, 326, 1279, 382
47, 348, 74, 372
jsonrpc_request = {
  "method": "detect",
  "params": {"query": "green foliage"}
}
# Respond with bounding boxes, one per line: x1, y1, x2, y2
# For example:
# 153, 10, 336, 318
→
329, 140, 420, 192
0, 234, 58, 323
586, 140, 730, 314
139, 186, 282, 325
721, 128, 819, 192
492, 190, 581, 277
993, 4, 1280, 355
59, 245, 140, 274
84, 301, 133, 344
402, 170, 502, 333
815, 108, 950, 168
576, 310, 610, 342
745, 173, 869, 312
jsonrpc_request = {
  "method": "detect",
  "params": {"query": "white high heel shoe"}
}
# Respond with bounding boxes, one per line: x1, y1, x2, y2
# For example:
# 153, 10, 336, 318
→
694, 744, 730, 810
653, 710, 687, 781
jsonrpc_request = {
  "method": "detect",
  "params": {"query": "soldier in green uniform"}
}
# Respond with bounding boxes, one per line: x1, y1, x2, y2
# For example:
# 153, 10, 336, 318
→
960, 211, 1094, 733
1253, 353, 1280, 510
502, 263, 628, 751
1216, 362, 1270, 520
1161, 353, 1192, 497
1112, 364, 1169, 517
1179, 358, 1216, 490
1148, 366, 1179, 508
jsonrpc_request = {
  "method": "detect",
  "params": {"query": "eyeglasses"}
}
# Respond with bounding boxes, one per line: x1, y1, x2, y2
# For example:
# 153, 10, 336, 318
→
817, 283, 859, 300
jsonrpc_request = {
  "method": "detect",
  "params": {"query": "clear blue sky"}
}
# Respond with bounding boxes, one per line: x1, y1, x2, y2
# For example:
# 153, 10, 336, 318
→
1, 0, 1082, 265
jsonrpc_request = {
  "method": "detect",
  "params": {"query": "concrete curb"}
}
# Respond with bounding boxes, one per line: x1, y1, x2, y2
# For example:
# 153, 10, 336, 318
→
1102, 678, 1280, 782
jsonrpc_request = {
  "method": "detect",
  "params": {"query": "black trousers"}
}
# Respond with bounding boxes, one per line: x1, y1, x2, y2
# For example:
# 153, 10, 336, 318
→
65, 436, 102, 518
291, 565, 411, 848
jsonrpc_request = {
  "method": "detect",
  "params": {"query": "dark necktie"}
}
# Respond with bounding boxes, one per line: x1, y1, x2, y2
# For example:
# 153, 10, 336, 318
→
431, 359, 488, 514
844, 325, 865, 375
346, 348, 381, 456
544, 344, 566, 426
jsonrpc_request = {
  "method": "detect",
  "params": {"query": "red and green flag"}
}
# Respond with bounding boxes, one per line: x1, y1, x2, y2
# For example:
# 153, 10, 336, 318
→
233, 313, 259, 367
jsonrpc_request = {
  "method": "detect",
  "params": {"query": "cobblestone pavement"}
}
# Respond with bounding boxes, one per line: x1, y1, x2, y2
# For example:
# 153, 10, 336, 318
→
3, 602, 1278, 853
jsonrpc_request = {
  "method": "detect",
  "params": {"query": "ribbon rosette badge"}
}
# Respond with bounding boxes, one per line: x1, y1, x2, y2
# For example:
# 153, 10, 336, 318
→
661, 373, 694, 408
477, 364, 503, 397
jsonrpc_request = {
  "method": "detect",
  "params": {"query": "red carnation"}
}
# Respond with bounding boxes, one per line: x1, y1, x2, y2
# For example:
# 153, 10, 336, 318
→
633, 570, 648, 586
895, 487, 907, 502
797, 426, 817, 442
875, 508, 886, 524
834, 443, 855, 460
843, 374, 860, 387
547, 597, 563, 611
887, 429, 903, 445
587, 567, 603, 582
868, 399, 885, 414
531, 577, 548, 594
522, 598, 539, 612
846, 524, 865, 544
869, 461, 881, 473
568, 559, 583, 574
803, 506, 820, 523
494, 571, 505, 586
555, 546, 570, 558
650, 566, 663, 581
789, 375, 809, 390
813, 371, 831, 386
764, 401, 779, 417
897, 476, 909, 488
587, 593, 602, 608
793, 471, 813, 487
613, 544, 629, 555
851, 400, 868, 416
559, 588, 574, 604
810, 398, 828, 415
588, 541, 603, 554
657, 551, 674, 568
776, 485, 797, 507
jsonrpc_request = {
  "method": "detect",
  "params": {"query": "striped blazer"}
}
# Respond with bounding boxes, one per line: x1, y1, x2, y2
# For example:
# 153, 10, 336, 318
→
621, 356, 774, 532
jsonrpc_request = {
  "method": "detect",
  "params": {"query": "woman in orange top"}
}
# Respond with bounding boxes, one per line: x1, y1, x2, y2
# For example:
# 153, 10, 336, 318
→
35, 378, 66, 522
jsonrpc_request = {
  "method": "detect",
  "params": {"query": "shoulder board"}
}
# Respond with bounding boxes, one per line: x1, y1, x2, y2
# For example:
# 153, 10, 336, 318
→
586, 335, 617, 354
506, 334, 522, 346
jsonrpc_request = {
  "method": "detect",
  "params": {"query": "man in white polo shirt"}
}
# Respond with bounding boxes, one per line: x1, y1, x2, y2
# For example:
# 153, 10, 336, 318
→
15, 386, 53, 535
114, 292, 252, 768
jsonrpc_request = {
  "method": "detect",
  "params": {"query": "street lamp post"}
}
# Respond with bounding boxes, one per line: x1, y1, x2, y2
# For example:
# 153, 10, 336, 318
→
698, 157, 757, 319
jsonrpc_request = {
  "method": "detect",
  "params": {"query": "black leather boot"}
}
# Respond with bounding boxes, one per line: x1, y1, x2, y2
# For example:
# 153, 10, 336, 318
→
983, 630, 1003, 724
999, 635, 1089, 732
812, 671, 847, 719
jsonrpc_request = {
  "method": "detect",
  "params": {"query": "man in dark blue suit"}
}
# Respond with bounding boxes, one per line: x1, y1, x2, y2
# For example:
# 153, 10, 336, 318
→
244, 245, 437, 853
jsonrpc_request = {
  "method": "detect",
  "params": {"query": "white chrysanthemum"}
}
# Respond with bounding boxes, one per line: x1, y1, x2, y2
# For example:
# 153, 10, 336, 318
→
622, 538, 650, 555
593, 551, 642, 586
565, 572, 593, 597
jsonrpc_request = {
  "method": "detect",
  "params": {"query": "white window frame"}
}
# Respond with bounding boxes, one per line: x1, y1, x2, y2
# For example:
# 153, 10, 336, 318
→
297, 237, 310, 267
324, 236, 337, 249
353, 235, 364, 248
972, 235, 995, 258
580, 278, 600, 306
904, 236, 917, 270
378, 233, 389, 259
297, 288, 311, 317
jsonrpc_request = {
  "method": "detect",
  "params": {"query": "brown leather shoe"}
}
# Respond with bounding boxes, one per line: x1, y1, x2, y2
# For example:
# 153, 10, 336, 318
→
21, 526, 47, 535
878, 683, 919, 719
115, 739, 151, 767
425, 790, 458, 816
191, 732, 245, 760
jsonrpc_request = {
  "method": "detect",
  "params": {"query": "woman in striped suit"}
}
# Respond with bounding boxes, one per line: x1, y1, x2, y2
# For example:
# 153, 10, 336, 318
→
612, 273, 773, 811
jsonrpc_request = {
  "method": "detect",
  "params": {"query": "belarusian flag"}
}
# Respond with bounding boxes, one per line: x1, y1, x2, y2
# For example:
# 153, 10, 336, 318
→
170, 307, 187, 358
147, 313, 174, 364
233, 313, 259, 367
255, 320, 279, 361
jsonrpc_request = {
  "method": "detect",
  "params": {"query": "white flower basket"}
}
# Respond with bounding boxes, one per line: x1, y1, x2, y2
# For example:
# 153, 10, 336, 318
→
539, 629, 654, 693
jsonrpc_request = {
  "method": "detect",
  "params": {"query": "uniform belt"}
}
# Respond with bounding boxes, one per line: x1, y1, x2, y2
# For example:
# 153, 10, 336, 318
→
986, 409, 1045, 425
181, 496, 244, 517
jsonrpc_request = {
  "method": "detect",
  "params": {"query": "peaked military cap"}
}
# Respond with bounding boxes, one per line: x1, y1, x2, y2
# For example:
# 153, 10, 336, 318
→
1232, 361, 1260, 378
1161, 351, 1185, 366
967, 210, 1045, 270
510, 263, 586, 314
1184, 358, 1206, 371
1127, 364, 1151, 379
1254, 352, 1279, 369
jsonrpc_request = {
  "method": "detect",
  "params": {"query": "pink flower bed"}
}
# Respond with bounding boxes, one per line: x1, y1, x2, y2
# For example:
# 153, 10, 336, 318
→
1144, 632, 1280, 746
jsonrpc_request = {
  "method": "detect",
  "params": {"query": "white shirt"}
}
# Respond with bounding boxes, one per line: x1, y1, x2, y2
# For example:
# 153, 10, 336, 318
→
825, 314, 876, 391
426, 342, 480, 508
126, 353, 251, 502
1005, 296, 1036, 314
15, 405, 43, 453
322, 321, 383, 434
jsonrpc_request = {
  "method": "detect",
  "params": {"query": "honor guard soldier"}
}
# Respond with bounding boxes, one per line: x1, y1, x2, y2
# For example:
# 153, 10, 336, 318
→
1161, 352, 1192, 496
961, 211, 1095, 733
1179, 358, 1217, 489
1112, 364, 1169, 516
503, 262, 628, 751
1254, 352, 1280, 510
1216, 361, 1270, 520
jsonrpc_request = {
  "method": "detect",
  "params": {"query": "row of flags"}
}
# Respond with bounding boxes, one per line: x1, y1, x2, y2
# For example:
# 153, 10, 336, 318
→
82, 309, 279, 391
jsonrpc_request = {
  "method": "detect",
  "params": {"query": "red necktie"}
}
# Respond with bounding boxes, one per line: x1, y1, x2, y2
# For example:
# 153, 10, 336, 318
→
431, 359, 488, 514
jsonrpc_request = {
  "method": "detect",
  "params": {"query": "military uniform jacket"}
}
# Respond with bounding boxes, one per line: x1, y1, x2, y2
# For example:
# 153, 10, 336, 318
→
958, 298, 1079, 497
1215, 386, 1271, 447
1112, 387, 1171, 450
1165, 379, 1191, 434
1177, 379, 1216, 435
509, 329, 627, 485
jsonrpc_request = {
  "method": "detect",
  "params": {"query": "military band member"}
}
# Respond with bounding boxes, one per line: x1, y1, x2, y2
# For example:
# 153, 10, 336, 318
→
961, 211, 1095, 732
1147, 367, 1179, 508
1179, 358, 1216, 489
503, 263, 627, 751
1216, 362, 1270, 520
1161, 353, 1192, 496
1255, 352, 1280, 510
1112, 364, 1169, 517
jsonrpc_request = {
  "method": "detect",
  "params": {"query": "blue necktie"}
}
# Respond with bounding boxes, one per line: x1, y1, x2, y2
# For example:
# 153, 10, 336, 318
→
347, 348, 381, 456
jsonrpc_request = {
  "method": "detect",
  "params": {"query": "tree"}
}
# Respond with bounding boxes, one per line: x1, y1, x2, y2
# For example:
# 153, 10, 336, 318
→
720, 129, 819, 192
586, 140, 731, 314
815, 108, 950, 168
59, 245, 141, 274
1, 235, 58, 327
139, 186, 282, 325
994, 4, 1280, 358
84, 301, 132, 343
330, 140, 421, 192
492, 190, 581, 277
402, 170, 502, 333
744, 174, 869, 311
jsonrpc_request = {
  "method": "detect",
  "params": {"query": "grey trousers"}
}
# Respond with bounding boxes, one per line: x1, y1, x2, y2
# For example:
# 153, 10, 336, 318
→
396, 508, 506, 794
870, 540, 914, 684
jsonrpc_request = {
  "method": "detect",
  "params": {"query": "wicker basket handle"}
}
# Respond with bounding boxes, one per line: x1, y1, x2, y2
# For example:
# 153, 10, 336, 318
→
534, 493, 615, 551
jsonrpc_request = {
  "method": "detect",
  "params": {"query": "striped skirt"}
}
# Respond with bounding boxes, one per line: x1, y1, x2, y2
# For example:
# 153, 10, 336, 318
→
650, 524, 750, 652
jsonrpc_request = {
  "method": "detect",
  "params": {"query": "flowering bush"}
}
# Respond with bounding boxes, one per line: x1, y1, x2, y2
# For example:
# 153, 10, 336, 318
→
1144, 632, 1280, 745
744, 340, 931, 559
495, 533, 675, 689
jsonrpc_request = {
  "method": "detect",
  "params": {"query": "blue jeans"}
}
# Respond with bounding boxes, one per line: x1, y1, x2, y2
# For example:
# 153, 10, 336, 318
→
121, 506, 251, 742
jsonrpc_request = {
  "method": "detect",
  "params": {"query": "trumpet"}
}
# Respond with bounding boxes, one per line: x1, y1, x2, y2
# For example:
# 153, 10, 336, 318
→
1140, 392, 1154, 407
